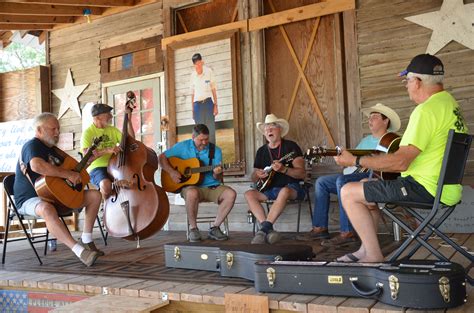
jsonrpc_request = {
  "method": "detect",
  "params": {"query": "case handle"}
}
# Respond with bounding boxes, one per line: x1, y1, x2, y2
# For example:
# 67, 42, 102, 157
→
350, 277, 383, 298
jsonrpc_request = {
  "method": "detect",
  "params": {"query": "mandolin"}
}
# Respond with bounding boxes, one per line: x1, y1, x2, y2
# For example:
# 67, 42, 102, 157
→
161, 156, 245, 193
305, 132, 401, 180
35, 136, 104, 213
255, 151, 296, 192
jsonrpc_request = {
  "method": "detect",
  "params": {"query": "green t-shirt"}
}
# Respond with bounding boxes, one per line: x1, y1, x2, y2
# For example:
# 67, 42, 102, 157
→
400, 91, 467, 205
81, 124, 122, 172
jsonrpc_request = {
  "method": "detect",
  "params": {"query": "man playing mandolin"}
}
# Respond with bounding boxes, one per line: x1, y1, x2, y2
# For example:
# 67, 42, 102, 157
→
14, 113, 103, 266
245, 114, 306, 245
81, 102, 134, 200
159, 124, 236, 242
297, 103, 400, 246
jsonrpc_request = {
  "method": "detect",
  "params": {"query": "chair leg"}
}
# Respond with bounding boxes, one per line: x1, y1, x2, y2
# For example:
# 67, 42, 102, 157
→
96, 216, 108, 246
44, 229, 49, 256
186, 214, 190, 240
2, 212, 12, 264
297, 201, 302, 233
6, 210, 43, 265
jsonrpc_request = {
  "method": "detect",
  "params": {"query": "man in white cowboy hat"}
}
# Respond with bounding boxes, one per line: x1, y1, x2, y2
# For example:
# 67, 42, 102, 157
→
245, 114, 306, 244
334, 54, 467, 263
296, 103, 401, 247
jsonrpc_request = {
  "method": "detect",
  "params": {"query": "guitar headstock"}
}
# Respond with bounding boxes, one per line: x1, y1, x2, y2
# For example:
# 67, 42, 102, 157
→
92, 135, 105, 148
304, 146, 342, 165
125, 91, 137, 111
223, 160, 246, 170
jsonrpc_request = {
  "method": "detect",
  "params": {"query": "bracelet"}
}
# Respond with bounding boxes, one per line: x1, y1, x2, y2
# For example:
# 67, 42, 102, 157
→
355, 156, 362, 167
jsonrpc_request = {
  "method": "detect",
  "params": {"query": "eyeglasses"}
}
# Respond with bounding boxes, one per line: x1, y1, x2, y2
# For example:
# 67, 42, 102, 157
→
264, 124, 280, 131
402, 77, 421, 85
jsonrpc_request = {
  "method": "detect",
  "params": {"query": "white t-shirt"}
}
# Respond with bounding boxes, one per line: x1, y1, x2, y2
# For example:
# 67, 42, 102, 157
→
189, 65, 216, 102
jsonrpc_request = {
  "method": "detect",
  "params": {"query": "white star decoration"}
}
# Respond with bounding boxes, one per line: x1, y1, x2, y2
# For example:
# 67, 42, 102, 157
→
52, 68, 88, 119
405, 0, 474, 55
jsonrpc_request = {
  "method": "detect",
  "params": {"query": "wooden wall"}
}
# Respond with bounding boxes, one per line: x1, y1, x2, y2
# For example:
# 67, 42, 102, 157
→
48, 2, 164, 154
0, 66, 50, 122
356, 0, 474, 183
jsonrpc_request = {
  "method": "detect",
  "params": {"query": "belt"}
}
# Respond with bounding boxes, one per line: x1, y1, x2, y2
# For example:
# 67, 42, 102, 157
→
194, 97, 212, 104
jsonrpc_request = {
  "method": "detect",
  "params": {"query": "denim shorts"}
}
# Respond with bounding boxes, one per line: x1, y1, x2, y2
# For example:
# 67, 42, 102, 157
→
89, 167, 111, 187
364, 176, 434, 204
18, 197, 42, 217
263, 182, 305, 201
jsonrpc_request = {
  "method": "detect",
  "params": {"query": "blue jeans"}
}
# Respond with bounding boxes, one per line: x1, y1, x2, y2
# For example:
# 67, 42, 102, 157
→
312, 172, 369, 232
193, 98, 215, 144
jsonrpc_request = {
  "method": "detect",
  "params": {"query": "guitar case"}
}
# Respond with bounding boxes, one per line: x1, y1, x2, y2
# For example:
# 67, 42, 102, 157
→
164, 242, 313, 281
254, 260, 467, 309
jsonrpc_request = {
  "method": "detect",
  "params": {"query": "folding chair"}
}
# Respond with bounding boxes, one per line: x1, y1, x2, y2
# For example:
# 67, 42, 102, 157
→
250, 181, 313, 234
2, 174, 50, 265
381, 130, 473, 284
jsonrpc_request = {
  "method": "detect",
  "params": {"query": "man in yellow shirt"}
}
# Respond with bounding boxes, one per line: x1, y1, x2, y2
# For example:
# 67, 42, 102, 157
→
334, 54, 467, 263
81, 103, 134, 199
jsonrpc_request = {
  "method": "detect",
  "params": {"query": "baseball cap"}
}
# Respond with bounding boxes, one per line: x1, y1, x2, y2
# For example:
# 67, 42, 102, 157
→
399, 54, 444, 76
91, 103, 113, 117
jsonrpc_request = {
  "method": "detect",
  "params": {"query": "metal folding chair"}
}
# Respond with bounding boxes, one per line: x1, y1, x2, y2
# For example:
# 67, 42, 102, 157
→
381, 130, 473, 284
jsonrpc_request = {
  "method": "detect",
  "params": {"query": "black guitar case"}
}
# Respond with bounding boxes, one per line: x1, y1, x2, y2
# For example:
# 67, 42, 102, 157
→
254, 259, 467, 309
164, 242, 313, 281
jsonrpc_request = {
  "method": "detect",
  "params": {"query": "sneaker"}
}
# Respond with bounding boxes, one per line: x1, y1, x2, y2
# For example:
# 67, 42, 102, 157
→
208, 226, 228, 241
78, 249, 99, 267
188, 228, 202, 242
266, 230, 282, 244
79, 238, 105, 256
295, 227, 330, 241
321, 232, 358, 247
251, 230, 267, 244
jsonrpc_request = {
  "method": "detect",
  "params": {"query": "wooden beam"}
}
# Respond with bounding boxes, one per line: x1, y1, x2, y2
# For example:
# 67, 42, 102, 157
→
248, 0, 355, 31
0, 15, 75, 24
5, 0, 135, 7
0, 3, 104, 16
0, 24, 54, 30
161, 20, 247, 49
161, 0, 355, 49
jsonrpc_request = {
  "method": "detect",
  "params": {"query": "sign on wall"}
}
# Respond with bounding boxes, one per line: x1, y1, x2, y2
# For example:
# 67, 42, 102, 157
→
0, 119, 34, 172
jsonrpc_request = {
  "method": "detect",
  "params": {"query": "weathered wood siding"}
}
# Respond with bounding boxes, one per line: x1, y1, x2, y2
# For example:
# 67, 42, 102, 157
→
49, 2, 164, 154
174, 38, 233, 126
356, 0, 474, 182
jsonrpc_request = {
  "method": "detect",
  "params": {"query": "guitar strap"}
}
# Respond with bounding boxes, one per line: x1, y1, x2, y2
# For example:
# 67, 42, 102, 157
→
18, 153, 35, 187
208, 142, 215, 166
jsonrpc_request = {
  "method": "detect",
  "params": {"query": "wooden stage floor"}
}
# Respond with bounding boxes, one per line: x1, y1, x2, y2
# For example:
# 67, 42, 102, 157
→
0, 230, 472, 312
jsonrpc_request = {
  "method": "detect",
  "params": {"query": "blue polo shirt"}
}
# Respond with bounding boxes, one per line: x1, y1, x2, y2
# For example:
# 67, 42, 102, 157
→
164, 139, 222, 187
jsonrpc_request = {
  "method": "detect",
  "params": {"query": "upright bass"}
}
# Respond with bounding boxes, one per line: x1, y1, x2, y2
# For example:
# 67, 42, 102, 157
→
104, 91, 169, 245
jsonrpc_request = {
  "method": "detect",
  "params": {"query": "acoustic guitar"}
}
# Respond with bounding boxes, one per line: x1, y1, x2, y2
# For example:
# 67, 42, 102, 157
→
304, 132, 401, 180
255, 151, 296, 192
161, 156, 244, 193
35, 136, 104, 213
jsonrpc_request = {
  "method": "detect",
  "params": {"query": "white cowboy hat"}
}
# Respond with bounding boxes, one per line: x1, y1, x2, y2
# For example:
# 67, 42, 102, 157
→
256, 114, 290, 137
361, 103, 401, 132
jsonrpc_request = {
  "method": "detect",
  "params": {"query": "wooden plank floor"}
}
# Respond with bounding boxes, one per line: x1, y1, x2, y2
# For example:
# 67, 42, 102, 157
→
0, 231, 472, 312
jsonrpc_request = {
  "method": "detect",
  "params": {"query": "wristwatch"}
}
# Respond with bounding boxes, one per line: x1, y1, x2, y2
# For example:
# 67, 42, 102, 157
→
355, 156, 362, 167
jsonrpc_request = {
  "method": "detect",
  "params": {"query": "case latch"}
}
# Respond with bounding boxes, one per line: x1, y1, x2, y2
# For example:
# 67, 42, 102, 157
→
173, 246, 181, 261
226, 252, 234, 269
439, 276, 450, 303
388, 275, 399, 300
266, 267, 276, 288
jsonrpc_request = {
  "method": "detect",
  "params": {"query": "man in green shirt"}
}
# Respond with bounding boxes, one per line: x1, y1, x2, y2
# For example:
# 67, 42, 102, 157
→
334, 54, 467, 263
81, 103, 134, 200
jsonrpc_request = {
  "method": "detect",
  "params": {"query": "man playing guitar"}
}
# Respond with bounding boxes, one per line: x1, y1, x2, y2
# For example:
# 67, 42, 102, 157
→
245, 114, 306, 245
14, 113, 103, 266
159, 124, 236, 242
297, 103, 401, 247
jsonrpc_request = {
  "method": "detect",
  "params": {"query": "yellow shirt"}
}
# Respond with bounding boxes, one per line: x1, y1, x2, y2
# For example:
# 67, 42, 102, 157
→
81, 123, 122, 172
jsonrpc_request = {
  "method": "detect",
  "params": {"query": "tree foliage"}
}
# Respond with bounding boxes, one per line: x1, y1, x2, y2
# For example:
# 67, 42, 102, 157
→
0, 42, 46, 73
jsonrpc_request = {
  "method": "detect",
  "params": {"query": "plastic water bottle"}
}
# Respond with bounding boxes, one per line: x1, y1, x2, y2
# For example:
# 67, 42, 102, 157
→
48, 239, 57, 252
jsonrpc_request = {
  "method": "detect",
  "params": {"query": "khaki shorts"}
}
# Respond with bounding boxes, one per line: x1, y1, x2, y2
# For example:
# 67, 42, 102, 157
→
181, 185, 229, 204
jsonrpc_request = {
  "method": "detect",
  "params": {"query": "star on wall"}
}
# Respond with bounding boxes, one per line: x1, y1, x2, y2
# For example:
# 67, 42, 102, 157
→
52, 68, 89, 119
405, 0, 474, 55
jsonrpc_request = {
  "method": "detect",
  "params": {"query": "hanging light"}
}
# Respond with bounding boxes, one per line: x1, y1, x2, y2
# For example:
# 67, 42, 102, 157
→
83, 8, 92, 23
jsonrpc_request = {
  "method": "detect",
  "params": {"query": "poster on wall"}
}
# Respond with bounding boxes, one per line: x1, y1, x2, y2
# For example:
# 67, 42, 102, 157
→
0, 119, 35, 172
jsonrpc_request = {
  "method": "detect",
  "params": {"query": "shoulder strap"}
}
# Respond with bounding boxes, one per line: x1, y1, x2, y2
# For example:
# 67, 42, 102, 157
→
18, 153, 35, 187
208, 142, 215, 166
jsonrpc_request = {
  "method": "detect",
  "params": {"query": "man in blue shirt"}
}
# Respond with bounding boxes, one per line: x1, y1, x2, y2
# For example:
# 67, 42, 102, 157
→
159, 124, 236, 242
297, 103, 401, 246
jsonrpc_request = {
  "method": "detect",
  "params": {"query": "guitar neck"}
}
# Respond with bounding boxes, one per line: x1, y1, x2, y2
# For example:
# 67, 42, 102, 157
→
190, 164, 221, 174
319, 149, 377, 157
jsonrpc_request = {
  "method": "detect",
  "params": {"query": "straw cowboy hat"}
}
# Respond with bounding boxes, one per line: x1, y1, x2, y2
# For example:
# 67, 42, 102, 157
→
257, 114, 290, 137
361, 103, 401, 133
